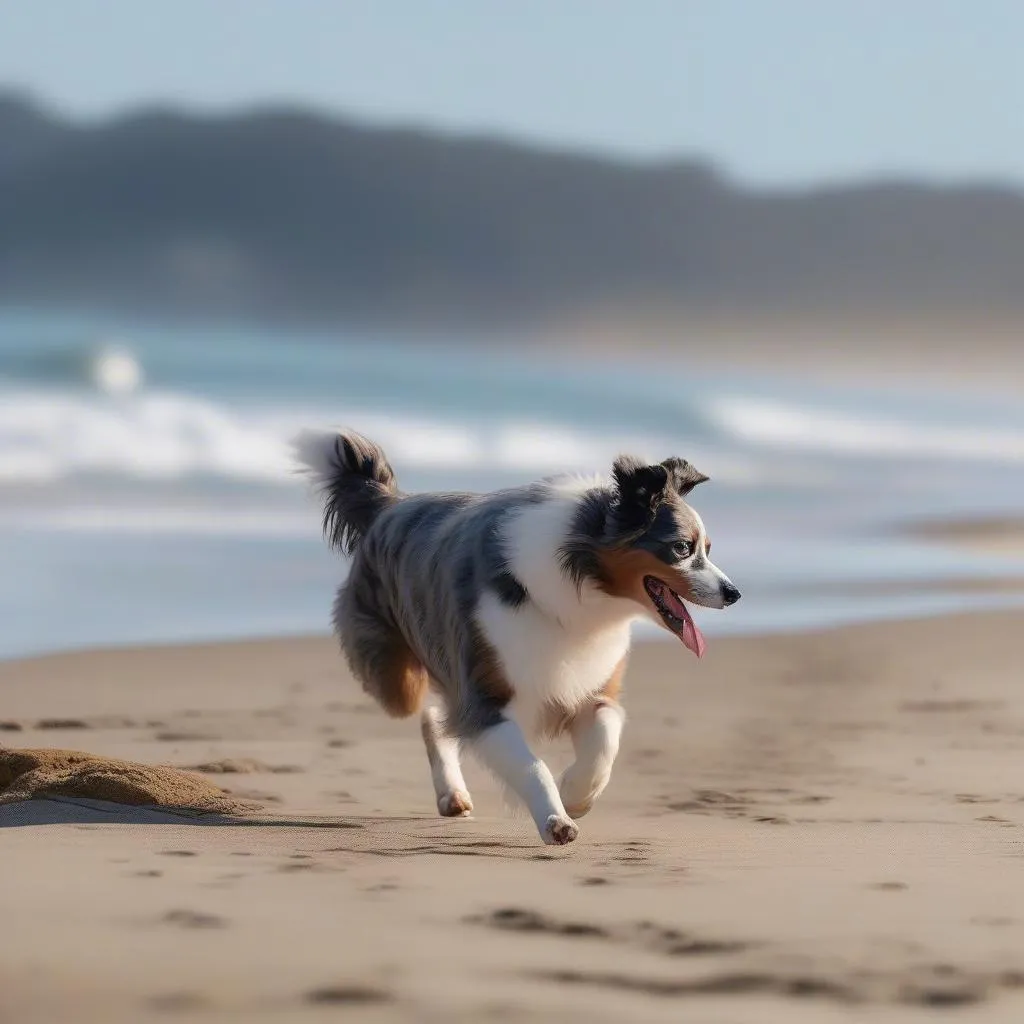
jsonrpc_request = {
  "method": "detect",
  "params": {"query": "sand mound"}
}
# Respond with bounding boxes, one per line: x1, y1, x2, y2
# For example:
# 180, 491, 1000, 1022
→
0, 748, 261, 814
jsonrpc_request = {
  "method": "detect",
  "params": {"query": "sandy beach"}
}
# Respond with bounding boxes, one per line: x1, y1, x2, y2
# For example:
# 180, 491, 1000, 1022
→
3, 611, 1024, 1022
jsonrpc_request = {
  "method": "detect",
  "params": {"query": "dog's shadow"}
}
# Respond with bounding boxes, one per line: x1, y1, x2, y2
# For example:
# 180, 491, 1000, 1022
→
0, 797, 548, 858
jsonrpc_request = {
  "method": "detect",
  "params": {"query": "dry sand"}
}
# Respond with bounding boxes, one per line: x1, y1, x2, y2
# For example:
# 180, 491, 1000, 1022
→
2, 612, 1024, 1022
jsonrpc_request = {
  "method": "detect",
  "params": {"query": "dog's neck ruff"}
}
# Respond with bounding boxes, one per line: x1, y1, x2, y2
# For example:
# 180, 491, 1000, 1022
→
501, 488, 640, 636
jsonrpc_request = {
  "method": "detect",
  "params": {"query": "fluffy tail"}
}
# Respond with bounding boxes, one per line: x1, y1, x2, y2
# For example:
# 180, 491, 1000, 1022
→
293, 430, 399, 554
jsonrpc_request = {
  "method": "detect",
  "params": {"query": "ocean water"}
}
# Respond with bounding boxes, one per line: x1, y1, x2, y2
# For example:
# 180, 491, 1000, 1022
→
1, 307, 1022, 660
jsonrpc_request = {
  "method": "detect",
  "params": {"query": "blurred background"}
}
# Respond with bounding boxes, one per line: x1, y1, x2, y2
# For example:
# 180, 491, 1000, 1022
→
1, 0, 1023, 658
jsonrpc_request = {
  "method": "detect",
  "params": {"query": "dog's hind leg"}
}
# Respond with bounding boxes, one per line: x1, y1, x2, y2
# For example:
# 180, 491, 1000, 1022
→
421, 704, 473, 817
471, 717, 578, 846
336, 591, 429, 719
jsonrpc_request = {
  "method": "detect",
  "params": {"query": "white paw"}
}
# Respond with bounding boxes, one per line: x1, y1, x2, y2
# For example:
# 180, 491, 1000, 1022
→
559, 768, 611, 819
437, 790, 473, 817
541, 814, 579, 846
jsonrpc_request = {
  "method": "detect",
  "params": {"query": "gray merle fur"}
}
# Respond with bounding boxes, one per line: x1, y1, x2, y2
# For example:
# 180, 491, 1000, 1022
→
311, 429, 548, 735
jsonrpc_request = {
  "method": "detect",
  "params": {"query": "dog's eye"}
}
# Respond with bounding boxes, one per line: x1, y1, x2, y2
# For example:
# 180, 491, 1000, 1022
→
672, 541, 693, 560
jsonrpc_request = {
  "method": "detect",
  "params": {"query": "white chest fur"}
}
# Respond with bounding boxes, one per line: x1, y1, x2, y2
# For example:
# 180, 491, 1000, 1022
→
476, 592, 632, 738
471, 486, 641, 737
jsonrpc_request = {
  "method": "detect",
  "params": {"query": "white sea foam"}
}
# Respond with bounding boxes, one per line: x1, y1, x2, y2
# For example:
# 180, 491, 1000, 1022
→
90, 343, 144, 395
0, 387, 768, 488
0, 389, 299, 483
0, 505, 315, 537
710, 395, 1024, 463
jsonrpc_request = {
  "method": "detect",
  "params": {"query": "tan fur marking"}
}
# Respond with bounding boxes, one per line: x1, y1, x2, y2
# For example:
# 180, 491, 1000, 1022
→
538, 701, 573, 738
470, 625, 515, 707
373, 639, 429, 719
597, 547, 702, 607
597, 655, 628, 706
704, 536, 712, 556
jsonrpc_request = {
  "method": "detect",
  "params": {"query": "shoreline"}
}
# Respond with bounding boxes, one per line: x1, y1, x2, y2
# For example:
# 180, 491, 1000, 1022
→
536, 309, 1024, 400
900, 515, 1024, 556
6, 586, 1024, 667
5, 561, 1024, 667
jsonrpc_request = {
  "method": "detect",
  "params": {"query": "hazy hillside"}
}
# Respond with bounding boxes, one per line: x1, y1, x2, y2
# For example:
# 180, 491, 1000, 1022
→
3, 90, 1024, 328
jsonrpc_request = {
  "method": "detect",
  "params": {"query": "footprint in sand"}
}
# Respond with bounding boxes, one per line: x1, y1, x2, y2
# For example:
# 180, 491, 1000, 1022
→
532, 956, 1024, 1008
147, 992, 211, 1012
532, 967, 855, 1001
305, 986, 392, 1005
183, 758, 302, 775
665, 790, 752, 816
225, 787, 282, 804
161, 910, 227, 929
477, 907, 609, 937
325, 789, 354, 801
474, 908, 755, 965
900, 699, 1004, 713
278, 854, 323, 874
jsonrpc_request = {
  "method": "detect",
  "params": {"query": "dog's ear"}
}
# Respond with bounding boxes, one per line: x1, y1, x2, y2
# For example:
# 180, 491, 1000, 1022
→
611, 456, 670, 533
660, 457, 709, 496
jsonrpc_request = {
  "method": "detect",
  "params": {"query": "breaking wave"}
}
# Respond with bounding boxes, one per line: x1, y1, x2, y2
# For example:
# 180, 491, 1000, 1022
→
1, 385, 1021, 492
0, 387, 727, 487
709, 395, 1024, 463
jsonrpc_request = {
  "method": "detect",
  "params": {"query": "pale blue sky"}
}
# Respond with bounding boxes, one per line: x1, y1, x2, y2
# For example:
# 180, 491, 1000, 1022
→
2, 0, 1022, 186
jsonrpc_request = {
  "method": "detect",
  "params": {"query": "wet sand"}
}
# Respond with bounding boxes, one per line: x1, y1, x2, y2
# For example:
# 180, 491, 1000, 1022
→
903, 516, 1024, 556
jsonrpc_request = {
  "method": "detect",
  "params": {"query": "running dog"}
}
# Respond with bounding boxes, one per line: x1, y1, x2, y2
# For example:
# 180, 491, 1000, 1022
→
295, 430, 741, 845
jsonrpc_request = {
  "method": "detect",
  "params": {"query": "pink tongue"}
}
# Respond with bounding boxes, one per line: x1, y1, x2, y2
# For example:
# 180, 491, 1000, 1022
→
680, 610, 706, 659
664, 590, 706, 658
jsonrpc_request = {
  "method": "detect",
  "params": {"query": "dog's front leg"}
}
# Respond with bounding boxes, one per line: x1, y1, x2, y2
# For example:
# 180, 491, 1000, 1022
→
558, 699, 625, 818
472, 717, 579, 845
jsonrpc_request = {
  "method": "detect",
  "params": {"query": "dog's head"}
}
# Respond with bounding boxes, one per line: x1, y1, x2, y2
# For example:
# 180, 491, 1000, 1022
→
564, 456, 740, 657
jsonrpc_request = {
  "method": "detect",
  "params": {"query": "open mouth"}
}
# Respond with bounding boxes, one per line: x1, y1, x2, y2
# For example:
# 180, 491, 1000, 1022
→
643, 576, 706, 658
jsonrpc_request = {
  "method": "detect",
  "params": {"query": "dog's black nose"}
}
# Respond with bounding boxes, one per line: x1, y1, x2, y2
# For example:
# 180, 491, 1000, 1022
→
721, 582, 742, 607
